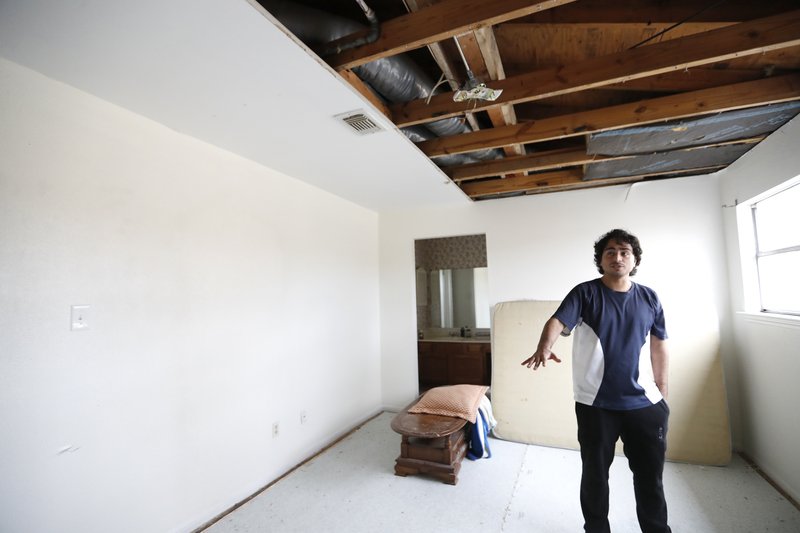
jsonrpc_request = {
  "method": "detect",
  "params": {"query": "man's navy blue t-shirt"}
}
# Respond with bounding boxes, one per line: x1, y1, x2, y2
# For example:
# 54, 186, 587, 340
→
553, 278, 668, 410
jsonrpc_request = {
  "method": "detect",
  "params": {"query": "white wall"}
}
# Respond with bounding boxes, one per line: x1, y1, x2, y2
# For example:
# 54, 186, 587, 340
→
0, 59, 381, 533
380, 174, 730, 412
719, 116, 800, 503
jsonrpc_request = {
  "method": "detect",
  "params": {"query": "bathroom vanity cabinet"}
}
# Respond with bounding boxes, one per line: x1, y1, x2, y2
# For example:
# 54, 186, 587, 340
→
417, 340, 491, 389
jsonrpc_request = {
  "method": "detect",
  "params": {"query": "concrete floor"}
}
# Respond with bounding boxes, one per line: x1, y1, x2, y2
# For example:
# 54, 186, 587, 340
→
203, 412, 800, 532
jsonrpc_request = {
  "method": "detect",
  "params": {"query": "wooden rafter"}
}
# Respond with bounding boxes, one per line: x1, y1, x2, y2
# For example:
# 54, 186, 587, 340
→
338, 70, 391, 119
469, 27, 524, 158
391, 10, 800, 127
461, 166, 726, 198
516, 0, 800, 24
455, 29, 525, 159
419, 74, 800, 157
599, 69, 768, 93
289, 2, 800, 201
325, 0, 578, 71
446, 137, 766, 182
402, 0, 484, 133
401, 0, 524, 161
461, 168, 586, 197
446, 148, 618, 182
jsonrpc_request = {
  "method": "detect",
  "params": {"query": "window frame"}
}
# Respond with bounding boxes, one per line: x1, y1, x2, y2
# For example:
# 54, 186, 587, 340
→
741, 178, 800, 318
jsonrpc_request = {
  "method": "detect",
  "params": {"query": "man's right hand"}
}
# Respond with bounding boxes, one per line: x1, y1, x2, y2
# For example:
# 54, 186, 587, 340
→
521, 349, 562, 371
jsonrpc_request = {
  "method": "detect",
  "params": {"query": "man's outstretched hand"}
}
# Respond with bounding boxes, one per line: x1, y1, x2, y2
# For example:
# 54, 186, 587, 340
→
521, 351, 562, 371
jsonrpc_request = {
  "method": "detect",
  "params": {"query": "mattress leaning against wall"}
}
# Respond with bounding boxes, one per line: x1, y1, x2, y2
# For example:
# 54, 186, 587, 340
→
490, 300, 731, 465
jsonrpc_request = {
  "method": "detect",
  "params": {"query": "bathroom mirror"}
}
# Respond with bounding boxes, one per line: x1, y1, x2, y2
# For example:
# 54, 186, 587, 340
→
415, 234, 489, 334
429, 267, 490, 328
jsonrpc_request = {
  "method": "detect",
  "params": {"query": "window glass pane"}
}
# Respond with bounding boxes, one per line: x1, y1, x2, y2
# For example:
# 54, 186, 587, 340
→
754, 183, 800, 251
758, 250, 800, 313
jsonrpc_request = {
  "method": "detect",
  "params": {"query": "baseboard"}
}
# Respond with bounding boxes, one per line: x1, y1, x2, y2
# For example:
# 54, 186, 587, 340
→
191, 409, 385, 532
739, 452, 800, 512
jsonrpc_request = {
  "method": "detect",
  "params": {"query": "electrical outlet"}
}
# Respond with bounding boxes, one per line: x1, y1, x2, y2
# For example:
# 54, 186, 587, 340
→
300, 411, 307, 424
272, 422, 279, 438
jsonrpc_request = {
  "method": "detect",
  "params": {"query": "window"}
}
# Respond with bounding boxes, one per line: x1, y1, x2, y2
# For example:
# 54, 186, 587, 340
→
751, 181, 800, 315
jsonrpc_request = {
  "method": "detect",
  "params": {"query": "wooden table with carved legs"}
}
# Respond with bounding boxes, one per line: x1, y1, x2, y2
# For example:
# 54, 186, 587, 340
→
390, 402, 468, 485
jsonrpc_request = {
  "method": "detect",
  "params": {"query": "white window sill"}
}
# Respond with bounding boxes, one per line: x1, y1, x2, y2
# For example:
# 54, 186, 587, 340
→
737, 311, 800, 329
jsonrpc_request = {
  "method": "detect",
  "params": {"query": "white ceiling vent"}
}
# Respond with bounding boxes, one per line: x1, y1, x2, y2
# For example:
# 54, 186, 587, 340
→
335, 110, 384, 136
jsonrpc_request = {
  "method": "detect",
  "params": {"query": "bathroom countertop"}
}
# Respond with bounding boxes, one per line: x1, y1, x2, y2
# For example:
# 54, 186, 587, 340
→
418, 337, 491, 343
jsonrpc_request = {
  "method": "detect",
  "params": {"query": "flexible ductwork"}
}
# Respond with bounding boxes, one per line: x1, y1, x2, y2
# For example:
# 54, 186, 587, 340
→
402, 126, 484, 167
260, 0, 501, 166
319, 0, 380, 56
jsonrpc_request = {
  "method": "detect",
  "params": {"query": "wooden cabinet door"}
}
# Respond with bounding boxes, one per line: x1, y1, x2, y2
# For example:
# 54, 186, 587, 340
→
419, 341, 491, 388
449, 353, 484, 384
449, 343, 489, 385
418, 342, 448, 388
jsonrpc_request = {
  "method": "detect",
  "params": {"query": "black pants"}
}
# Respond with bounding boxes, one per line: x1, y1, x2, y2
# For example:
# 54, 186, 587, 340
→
575, 401, 671, 533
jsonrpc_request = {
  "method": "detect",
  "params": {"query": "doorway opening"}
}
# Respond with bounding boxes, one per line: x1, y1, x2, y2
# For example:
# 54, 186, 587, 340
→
414, 234, 491, 392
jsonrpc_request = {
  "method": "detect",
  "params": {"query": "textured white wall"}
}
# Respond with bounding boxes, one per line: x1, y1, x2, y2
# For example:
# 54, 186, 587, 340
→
0, 59, 381, 533
379, 118, 800, 500
719, 116, 800, 503
380, 176, 729, 411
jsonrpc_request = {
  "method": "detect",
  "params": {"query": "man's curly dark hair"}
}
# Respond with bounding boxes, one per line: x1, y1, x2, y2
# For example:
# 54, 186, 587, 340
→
593, 229, 643, 276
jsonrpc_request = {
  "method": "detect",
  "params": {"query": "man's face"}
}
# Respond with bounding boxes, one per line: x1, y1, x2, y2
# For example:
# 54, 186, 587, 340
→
601, 239, 636, 278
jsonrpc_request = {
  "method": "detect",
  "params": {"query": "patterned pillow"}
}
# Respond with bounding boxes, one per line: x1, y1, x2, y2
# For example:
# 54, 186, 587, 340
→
408, 384, 489, 423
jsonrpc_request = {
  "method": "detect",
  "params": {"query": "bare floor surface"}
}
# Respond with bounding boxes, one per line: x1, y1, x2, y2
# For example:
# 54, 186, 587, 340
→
205, 413, 799, 533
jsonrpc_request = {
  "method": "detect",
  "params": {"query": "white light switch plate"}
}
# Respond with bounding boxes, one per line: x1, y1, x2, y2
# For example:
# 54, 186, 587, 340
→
70, 305, 90, 331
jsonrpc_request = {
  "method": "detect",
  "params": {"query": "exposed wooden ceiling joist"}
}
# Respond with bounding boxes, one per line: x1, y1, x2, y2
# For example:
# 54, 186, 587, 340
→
401, 0, 525, 158
391, 10, 800, 127
326, 0, 579, 71
447, 137, 766, 182
598, 69, 769, 93
418, 74, 800, 157
337, 69, 392, 119
468, 27, 525, 158
268, 1, 800, 201
515, 0, 800, 24
447, 148, 621, 182
461, 167, 586, 197
461, 165, 726, 198
454, 27, 526, 159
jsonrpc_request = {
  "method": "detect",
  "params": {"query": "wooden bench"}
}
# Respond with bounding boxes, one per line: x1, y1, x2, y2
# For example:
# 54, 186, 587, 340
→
390, 401, 468, 485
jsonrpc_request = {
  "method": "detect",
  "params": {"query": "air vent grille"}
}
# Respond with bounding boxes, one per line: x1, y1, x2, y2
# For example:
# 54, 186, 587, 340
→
335, 110, 384, 136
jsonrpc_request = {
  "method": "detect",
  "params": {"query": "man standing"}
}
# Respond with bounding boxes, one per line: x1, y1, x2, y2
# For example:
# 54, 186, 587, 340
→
521, 228, 671, 533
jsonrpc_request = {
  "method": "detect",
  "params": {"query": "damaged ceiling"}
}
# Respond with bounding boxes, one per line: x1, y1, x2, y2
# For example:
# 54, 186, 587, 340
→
259, 0, 800, 200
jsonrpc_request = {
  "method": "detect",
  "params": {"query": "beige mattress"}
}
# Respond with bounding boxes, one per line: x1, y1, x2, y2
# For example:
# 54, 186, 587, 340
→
490, 300, 731, 465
